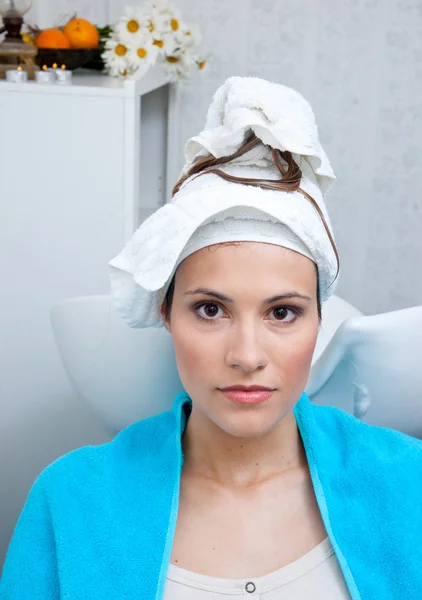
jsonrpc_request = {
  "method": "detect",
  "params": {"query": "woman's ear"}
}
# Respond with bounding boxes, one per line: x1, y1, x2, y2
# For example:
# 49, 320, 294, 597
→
160, 301, 171, 333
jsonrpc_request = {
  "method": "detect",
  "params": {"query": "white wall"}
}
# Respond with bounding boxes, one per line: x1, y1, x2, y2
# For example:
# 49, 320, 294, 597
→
1, 0, 421, 568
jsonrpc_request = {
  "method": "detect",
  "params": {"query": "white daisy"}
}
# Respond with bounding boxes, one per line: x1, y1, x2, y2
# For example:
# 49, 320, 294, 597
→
126, 38, 159, 75
104, 0, 205, 82
102, 38, 131, 77
196, 54, 210, 75
163, 48, 194, 81
146, 7, 171, 37
111, 65, 136, 78
115, 6, 151, 46
151, 32, 180, 56
175, 22, 202, 50
167, 12, 183, 34
150, 0, 181, 20
151, 3, 183, 35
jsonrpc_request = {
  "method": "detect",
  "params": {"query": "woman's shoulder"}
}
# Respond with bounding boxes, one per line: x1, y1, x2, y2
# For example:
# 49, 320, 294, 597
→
308, 399, 422, 470
36, 407, 177, 492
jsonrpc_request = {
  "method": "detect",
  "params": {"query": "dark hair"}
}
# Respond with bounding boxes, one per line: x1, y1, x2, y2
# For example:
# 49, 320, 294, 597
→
164, 131, 338, 323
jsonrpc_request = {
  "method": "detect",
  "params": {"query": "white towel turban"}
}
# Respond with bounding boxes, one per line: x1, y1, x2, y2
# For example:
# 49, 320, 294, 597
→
108, 76, 339, 328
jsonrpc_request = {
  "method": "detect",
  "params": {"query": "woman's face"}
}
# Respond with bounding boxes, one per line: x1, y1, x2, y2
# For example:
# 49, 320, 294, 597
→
161, 242, 320, 438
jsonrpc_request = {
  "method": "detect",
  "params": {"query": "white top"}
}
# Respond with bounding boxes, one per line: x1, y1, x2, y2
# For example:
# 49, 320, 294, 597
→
163, 536, 352, 599
0, 65, 168, 98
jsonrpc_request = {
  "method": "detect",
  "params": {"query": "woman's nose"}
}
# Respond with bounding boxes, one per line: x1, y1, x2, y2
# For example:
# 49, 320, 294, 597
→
225, 322, 268, 372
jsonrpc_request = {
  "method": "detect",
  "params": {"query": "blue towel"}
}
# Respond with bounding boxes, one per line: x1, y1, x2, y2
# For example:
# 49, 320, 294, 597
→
1, 390, 422, 599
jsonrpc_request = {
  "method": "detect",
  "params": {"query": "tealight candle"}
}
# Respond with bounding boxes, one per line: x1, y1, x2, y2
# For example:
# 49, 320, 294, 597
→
35, 70, 56, 84
42, 63, 59, 76
6, 67, 28, 83
56, 65, 73, 85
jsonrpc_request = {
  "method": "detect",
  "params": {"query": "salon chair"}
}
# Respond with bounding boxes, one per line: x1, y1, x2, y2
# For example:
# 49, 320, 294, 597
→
50, 294, 422, 439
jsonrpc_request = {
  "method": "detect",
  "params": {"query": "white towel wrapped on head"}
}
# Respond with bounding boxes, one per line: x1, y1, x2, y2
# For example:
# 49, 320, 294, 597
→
109, 76, 339, 329
183, 76, 335, 195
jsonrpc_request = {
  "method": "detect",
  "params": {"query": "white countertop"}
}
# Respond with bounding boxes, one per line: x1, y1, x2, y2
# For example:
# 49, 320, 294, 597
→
0, 64, 170, 98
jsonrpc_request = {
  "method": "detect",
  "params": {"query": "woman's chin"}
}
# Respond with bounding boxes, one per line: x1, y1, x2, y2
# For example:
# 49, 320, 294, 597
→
213, 409, 285, 439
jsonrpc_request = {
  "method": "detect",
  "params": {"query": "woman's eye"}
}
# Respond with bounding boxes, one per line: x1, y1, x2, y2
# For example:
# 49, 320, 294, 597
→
196, 303, 225, 320
269, 306, 299, 323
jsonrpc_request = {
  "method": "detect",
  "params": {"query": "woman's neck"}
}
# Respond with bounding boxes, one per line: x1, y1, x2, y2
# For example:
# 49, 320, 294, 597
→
181, 404, 307, 488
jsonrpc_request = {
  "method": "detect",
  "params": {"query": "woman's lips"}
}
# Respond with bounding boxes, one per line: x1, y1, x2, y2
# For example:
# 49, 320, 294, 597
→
218, 389, 274, 404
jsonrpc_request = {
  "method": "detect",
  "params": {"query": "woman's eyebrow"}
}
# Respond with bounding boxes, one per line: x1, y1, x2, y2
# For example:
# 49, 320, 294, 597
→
183, 288, 312, 304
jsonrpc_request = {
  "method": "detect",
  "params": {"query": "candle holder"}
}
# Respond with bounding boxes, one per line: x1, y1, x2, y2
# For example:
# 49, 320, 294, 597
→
56, 66, 72, 84
5, 64, 28, 81
0, 0, 39, 79
35, 68, 55, 84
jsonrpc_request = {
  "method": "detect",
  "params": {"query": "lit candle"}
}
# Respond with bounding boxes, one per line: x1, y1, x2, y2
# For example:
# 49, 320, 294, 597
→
43, 63, 59, 75
56, 65, 73, 85
5, 66, 28, 83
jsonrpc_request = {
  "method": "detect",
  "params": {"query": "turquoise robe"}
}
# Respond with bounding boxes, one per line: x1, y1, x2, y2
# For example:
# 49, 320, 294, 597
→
1, 391, 422, 599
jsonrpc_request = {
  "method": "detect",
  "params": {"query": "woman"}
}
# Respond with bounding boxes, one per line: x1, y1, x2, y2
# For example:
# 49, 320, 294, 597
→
1, 76, 422, 600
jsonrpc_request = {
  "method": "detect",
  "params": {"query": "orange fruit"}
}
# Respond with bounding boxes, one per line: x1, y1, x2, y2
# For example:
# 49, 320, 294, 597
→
35, 29, 71, 49
63, 18, 99, 49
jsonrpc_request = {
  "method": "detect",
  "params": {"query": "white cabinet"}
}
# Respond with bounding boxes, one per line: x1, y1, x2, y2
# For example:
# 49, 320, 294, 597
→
0, 66, 178, 566
1, 67, 178, 294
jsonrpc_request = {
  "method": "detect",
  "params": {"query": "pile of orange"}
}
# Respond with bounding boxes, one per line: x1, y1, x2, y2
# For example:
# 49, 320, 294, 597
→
35, 18, 99, 50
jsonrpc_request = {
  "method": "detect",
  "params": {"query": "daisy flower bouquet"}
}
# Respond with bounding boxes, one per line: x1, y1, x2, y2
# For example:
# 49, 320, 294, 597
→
102, 0, 207, 81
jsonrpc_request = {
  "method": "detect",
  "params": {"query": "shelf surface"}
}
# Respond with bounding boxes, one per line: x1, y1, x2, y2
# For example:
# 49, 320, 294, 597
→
0, 64, 170, 98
